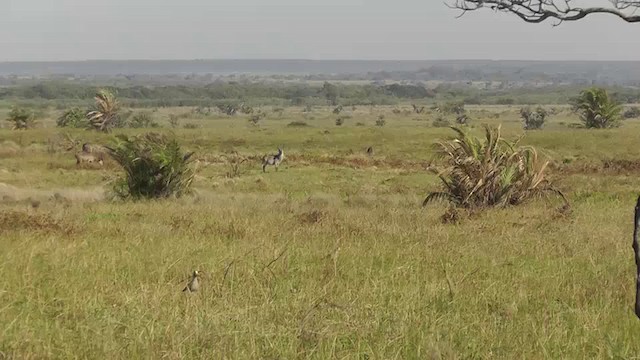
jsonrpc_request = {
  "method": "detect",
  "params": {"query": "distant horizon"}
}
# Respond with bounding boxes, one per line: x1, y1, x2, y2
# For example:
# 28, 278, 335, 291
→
3, 58, 639, 83
2, 58, 640, 63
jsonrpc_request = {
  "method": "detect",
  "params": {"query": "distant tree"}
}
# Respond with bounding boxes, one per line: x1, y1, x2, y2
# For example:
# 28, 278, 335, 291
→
448, 1, 640, 24
321, 82, 340, 106
87, 89, 120, 132
6, 107, 36, 130
383, 84, 432, 98
572, 87, 622, 129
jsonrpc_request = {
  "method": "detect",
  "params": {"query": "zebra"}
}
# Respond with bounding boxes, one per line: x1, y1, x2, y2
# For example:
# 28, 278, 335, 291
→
262, 147, 284, 172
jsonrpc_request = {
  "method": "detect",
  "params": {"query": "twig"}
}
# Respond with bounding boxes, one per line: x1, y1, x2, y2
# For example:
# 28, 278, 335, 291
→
264, 241, 291, 270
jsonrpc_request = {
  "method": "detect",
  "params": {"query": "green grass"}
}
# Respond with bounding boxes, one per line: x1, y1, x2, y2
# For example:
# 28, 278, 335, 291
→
1, 105, 640, 358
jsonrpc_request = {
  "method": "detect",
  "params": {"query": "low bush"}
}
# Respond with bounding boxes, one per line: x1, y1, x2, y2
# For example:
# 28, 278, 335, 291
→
107, 133, 195, 200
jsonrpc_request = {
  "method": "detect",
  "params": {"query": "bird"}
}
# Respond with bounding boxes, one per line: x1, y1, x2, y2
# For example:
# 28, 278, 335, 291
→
183, 270, 201, 292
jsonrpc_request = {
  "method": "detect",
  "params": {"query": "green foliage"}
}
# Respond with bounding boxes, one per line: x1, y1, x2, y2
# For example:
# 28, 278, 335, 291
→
129, 112, 159, 128
87, 90, 120, 132
520, 106, 548, 130
441, 101, 466, 116
57, 107, 87, 128
383, 84, 434, 99
432, 117, 451, 128
424, 125, 566, 211
6, 107, 37, 130
107, 133, 195, 200
572, 87, 622, 129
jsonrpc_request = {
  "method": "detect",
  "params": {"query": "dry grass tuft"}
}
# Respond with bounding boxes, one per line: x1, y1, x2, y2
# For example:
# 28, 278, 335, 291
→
0, 210, 78, 235
298, 209, 327, 224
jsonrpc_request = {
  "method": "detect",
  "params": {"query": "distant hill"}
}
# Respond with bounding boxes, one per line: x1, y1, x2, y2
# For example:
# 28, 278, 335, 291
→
1, 59, 640, 85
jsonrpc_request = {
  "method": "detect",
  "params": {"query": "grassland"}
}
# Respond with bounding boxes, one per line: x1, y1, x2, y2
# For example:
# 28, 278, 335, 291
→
2, 105, 640, 358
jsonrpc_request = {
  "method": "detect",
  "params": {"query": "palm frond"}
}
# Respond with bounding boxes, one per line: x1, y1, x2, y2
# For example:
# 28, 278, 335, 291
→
423, 192, 456, 207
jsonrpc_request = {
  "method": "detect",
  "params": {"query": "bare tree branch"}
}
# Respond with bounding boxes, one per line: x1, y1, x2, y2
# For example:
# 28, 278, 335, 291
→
448, 1, 640, 23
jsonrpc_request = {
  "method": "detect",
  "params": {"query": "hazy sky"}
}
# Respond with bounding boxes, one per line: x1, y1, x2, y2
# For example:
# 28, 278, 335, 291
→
1, 0, 638, 61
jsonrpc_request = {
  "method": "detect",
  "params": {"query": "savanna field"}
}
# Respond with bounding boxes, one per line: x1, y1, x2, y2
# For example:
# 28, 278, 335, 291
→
2, 105, 640, 358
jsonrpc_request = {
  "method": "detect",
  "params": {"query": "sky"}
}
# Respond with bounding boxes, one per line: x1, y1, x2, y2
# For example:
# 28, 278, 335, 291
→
1, 0, 639, 61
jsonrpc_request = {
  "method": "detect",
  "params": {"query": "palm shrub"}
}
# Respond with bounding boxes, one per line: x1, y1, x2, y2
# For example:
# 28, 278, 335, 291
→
423, 125, 567, 211
572, 87, 622, 129
107, 133, 195, 199
6, 107, 36, 130
57, 107, 87, 128
520, 106, 548, 130
87, 89, 120, 132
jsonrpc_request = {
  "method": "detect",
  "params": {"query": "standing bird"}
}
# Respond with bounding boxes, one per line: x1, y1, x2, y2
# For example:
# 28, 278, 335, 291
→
183, 270, 201, 292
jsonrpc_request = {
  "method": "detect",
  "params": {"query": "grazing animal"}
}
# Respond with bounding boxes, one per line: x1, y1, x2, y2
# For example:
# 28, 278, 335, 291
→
262, 147, 284, 172
183, 270, 201, 292
75, 152, 103, 166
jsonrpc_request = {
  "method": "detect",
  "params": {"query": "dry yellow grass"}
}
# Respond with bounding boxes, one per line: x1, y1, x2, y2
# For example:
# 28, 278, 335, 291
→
1, 105, 640, 358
